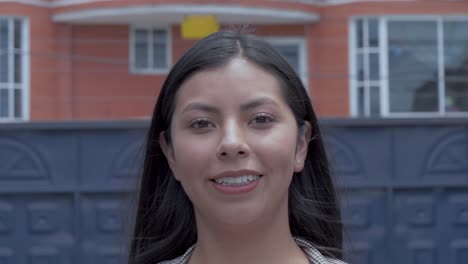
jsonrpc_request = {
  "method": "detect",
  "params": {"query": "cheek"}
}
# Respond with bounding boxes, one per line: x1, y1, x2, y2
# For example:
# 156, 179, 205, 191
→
251, 127, 297, 172
171, 135, 216, 180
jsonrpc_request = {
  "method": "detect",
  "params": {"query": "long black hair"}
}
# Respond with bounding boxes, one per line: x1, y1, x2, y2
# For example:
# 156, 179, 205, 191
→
128, 31, 343, 264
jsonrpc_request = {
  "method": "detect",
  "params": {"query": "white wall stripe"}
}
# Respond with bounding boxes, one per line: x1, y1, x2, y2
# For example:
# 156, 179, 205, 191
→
0, 0, 49, 7
52, 5, 320, 23
0, 0, 425, 8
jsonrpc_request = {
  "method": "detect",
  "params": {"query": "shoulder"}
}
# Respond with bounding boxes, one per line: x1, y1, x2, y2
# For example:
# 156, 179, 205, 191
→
294, 237, 349, 264
324, 257, 348, 264
158, 240, 348, 264
158, 256, 184, 264
157, 245, 195, 264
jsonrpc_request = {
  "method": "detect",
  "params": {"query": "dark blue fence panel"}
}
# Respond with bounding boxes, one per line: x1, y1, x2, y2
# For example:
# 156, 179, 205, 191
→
0, 119, 467, 264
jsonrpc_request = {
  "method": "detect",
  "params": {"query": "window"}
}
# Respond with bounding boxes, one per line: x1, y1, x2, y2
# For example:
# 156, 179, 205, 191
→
130, 27, 171, 74
351, 17, 468, 117
0, 17, 27, 121
267, 38, 308, 88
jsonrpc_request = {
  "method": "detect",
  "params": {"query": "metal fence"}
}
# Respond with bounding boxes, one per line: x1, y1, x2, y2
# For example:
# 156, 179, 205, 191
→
0, 118, 467, 264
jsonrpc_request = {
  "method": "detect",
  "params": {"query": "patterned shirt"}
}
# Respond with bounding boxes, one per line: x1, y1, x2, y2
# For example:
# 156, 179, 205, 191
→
159, 237, 347, 264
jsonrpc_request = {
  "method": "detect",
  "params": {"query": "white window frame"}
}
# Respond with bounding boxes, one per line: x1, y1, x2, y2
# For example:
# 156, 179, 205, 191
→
349, 15, 468, 118
349, 17, 383, 117
264, 37, 309, 89
129, 25, 172, 75
0, 16, 29, 122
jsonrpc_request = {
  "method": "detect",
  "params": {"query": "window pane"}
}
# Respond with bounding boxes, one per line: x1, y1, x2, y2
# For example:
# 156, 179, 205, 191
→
388, 21, 439, 112
446, 85, 468, 112
14, 19, 21, 50
153, 29, 166, 44
444, 21, 468, 112
152, 30, 167, 69
357, 86, 365, 116
272, 44, 300, 73
134, 30, 149, 69
14, 52, 21, 83
356, 19, 364, 48
370, 86, 380, 116
0, 89, 8, 117
134, 29, 148, 43
14, 89, 21, 118
368, 19, 379, 47
135, 43, 148, 69
369, 53, 379, 81
0, 53, 7, 83
357, 53, 364, 81
0, 19, 7, 49
153, 43, 166, 68
390, 80, 438, 112
0, 20, 8, 83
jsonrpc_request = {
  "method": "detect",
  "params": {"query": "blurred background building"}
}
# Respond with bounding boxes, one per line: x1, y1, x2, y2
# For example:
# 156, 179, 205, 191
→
0, 1, 467, 264
0, 0, 467, 122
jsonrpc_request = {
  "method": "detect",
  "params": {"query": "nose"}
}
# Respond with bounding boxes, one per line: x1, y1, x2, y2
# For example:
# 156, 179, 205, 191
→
216, 120, 249, 160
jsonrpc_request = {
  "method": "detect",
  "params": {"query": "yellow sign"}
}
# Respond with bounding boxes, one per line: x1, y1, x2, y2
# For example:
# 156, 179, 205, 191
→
181, 15, 219, 40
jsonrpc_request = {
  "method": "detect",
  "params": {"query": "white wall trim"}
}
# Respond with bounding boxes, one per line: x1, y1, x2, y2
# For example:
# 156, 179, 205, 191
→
380, 17, 389, 117
23, 16, 30, 121
50, 0, 113, 7
49, 0, 424, 8
280, 0, 421, 6
0, 0, 49, 7
349, 18, 357, 116
7, 18, 14, 119
0, 0, 452, 8
436, 17, 445, 115
0, 0, 136, 8
323, 0, 418, 6
52, 4, 320, 23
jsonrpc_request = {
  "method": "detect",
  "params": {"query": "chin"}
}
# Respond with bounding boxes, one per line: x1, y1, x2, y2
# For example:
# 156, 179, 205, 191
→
213, 204, 266, 226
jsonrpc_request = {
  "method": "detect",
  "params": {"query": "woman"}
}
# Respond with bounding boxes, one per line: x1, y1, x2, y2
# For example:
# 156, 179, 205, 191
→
128, 31, 346, 264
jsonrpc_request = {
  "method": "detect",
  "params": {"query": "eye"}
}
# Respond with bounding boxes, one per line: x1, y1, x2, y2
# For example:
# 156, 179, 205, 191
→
190, 118, 215, 129
250, 113, 275, 125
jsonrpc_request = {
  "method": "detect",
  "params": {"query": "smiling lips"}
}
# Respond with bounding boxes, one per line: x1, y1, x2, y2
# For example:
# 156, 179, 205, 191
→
214, 175, 259, 185
210, 170, 263, 195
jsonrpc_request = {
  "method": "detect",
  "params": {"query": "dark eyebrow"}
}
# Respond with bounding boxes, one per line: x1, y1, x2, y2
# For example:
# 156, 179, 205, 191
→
182, 103, 220, 114
240, 97, 279, 111
181, 97, 279, 114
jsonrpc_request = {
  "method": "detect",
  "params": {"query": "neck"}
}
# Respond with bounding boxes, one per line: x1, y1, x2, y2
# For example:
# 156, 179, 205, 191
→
189, 202, 308, 264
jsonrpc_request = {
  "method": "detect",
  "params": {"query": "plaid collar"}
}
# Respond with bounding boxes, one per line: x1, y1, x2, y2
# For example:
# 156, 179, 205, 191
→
159, 237, 347, 264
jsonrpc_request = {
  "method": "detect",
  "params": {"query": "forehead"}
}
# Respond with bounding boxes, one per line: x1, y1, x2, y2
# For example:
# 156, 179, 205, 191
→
174, 58, 286, 111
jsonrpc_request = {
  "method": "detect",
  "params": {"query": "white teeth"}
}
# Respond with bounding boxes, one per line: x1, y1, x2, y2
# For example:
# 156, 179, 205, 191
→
214, 175, 259, 185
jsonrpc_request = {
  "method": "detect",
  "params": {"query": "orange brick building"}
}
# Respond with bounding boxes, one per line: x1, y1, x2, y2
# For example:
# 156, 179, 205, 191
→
0, 0, 467, 121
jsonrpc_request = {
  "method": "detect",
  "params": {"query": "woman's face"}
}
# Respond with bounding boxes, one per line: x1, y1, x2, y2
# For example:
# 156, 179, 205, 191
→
160, 57, 311, 226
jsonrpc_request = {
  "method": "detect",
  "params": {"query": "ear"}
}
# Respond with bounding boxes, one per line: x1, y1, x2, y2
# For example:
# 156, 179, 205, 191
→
159, 131, 178, 180
294, 121, 312, 173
